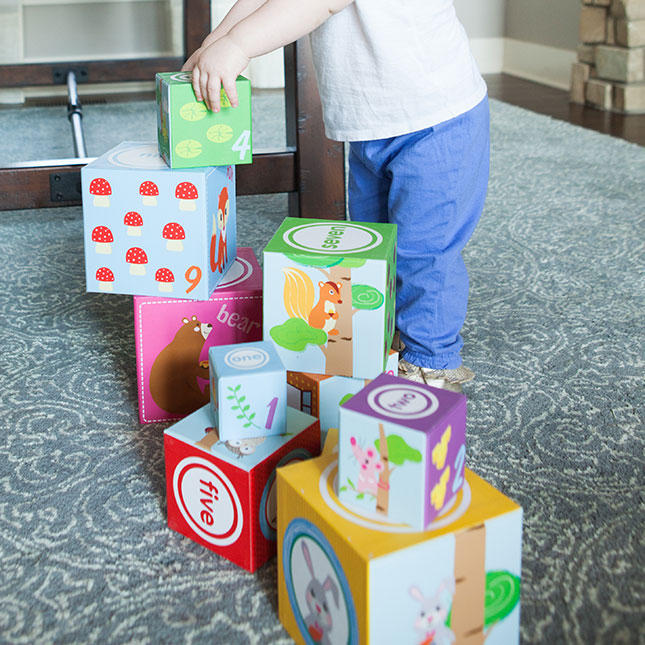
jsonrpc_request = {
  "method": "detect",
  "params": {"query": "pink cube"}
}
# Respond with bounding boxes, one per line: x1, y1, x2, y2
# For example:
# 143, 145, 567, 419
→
134, 247, 262, 423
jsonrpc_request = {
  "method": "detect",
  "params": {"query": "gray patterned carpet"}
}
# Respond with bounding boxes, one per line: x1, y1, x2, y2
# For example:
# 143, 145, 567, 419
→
0, 95, 643, 644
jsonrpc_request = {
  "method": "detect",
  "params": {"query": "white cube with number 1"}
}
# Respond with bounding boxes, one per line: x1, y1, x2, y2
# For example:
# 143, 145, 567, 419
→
209, 341, 287, 440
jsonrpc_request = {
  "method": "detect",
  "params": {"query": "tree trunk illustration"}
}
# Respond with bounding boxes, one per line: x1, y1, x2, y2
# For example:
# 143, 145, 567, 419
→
376, 424, 390, 515
320, 264, 353, 376
196, 427, 220, 452
451, 523, 486, 644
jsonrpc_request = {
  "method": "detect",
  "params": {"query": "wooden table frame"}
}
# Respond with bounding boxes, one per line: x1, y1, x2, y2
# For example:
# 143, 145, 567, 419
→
0, 0, 345, 219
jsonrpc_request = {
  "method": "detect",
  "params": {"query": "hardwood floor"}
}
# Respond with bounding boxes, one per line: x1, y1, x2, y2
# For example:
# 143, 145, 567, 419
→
484, 73, 645, 147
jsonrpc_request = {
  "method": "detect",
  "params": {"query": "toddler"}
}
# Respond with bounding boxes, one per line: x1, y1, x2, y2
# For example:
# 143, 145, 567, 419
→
183, 0, 489, 392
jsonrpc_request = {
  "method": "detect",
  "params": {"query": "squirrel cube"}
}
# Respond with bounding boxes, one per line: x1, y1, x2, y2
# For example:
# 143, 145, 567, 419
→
165, 403, 320, 572
287, 349, 399, 447
209, 340, 287, 440
133, 247, 262, 424
337, 372, 467, 530
82, 141, 236, 300
263, 217, 397, 380
277, 429, 522, 645
156, 71, 252, 169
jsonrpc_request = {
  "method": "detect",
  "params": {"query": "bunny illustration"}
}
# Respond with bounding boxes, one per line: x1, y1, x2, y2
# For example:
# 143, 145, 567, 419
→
350, 436, 384, 496
409, 579, 456, 645
301, 541, 340, 644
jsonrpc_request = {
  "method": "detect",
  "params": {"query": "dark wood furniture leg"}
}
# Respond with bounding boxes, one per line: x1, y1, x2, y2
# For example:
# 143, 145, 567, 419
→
284, 38, 346, 220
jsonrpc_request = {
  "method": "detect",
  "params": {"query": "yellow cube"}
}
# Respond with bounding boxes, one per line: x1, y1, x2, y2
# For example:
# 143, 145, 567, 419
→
277, 429, 522, 644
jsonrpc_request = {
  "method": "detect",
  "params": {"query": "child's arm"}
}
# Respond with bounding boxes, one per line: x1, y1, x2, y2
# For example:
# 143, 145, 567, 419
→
182, 0, 355, 112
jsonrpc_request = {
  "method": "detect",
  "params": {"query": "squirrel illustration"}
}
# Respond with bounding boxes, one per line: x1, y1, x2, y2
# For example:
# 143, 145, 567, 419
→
210, 186, 229, 273
282, 267, 343, 336
149, 315, 211, 415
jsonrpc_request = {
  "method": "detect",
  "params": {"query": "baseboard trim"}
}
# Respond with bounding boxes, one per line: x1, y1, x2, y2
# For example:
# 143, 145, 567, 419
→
470, 37, 576, 90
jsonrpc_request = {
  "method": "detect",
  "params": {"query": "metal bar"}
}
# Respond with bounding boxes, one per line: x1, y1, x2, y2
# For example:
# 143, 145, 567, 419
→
67, 71, 87, 158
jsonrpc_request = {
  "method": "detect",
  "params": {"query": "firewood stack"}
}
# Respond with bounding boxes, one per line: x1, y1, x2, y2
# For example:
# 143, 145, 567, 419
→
571, 0, 645, 113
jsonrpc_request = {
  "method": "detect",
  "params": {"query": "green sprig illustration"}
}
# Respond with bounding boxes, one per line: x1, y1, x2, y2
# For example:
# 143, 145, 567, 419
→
226, 384, 260, 429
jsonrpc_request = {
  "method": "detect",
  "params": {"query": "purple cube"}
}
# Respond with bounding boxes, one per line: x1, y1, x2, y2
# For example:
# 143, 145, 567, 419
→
337, 372, 466, 530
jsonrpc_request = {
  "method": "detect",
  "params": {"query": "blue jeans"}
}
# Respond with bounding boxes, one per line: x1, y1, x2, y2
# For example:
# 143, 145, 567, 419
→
348, 96, 490, 370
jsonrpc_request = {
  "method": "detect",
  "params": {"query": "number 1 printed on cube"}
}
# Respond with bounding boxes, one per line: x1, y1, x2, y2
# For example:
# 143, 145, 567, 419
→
209, 341, 287, 440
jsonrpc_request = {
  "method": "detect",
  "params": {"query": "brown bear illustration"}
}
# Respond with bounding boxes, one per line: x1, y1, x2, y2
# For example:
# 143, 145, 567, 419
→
149, 315, 212, 415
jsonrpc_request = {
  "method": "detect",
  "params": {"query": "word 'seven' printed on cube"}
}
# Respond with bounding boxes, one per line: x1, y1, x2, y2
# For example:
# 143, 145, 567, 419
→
156, 71, 252, 169
82, 141, 236, 300
263, 218, 397, 379
209, 341, 287, 440
338, 372, 466, 530
134, 247, 262, 424
165, 404, 320, 572
277, 430, 522, 645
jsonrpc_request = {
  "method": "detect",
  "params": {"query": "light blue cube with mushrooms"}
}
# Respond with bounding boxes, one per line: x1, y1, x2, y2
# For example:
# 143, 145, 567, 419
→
208, 341, 287, 440
81, 141, 237, 300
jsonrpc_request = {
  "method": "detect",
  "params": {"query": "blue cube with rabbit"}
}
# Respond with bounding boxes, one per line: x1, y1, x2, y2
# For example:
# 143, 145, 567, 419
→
209, 341, 287, 440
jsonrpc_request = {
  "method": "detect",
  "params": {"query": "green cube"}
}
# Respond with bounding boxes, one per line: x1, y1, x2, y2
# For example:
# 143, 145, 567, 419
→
156, 71, 252, 168
263, 218, 397, 379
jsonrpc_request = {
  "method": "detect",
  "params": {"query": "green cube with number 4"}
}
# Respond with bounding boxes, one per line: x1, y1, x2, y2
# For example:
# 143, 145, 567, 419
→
156, 71, 252, 169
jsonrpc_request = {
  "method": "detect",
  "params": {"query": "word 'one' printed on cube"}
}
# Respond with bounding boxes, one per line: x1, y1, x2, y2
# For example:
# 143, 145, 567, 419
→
134, 247, 263, 424
286, 349, 399, 446
263, 217, 397, 379
82, 141, 236, 300
209, 340, 287, 441
277, 429, 522, 645
338, 372, 466, 530
165, 404, 320, 572
156, 71, 252, 169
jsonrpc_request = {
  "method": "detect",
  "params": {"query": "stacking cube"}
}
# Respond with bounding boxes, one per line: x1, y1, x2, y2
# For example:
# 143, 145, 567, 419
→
82, 141, 236, 300
338, 372, 466, 530
277, 429, 522, 645
263, 218, 397, 379
133, 247, 262, 424
287, 349, 399, 446
165, 404, 320, 572
156, 71, 252, 168
209, 340, 287, 440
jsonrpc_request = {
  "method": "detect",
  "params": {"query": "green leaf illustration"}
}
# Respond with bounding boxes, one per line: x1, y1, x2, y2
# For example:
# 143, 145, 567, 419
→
248, 413, 256, 420
243, 405, 250, 411
352, 284, 384, 310
234, 384, 241, 391
340, 486, 347, 492
347, 478, 355, 490
226, 395, 235, 400
238, 396, 246, 403
244, 423, 251, 428
231, 405, 239, 410
356, 493, 365, 500
237, 414, 245, 419
269, 318, 327, 351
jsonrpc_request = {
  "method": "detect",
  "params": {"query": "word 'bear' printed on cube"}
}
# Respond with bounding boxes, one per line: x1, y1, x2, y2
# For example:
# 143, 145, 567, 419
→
263, 218, 397, 379
277, 429, 522, 645
134, 247, 263, 424
165, 404, 320, 572
82, 141, 236, 300
338, 372, 466, 530
156, 71, 252, 169
209, 340, 287, 440
287, 349, 399, 447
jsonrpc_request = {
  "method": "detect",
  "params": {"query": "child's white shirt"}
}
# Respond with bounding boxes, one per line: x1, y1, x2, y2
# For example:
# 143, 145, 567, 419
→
309, 0, 487, 142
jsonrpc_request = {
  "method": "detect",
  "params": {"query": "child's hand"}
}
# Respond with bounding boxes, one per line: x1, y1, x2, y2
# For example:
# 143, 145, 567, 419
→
182, 36, 249, 112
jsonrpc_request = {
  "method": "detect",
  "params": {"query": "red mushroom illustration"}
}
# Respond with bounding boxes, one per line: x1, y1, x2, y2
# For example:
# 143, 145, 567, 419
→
155, 267, 175, 292
89, 177, 112, 207
95, 267, 115, 292
91, 226, 114, 254
162, 222, 185, 252
124, 211, 143, 236
175, 181, 198, 211
125, 247, 148, 276
140, 181, 159, 206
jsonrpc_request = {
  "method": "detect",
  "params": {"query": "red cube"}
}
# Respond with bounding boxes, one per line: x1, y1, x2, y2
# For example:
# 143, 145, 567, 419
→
165, 404, 320, 572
